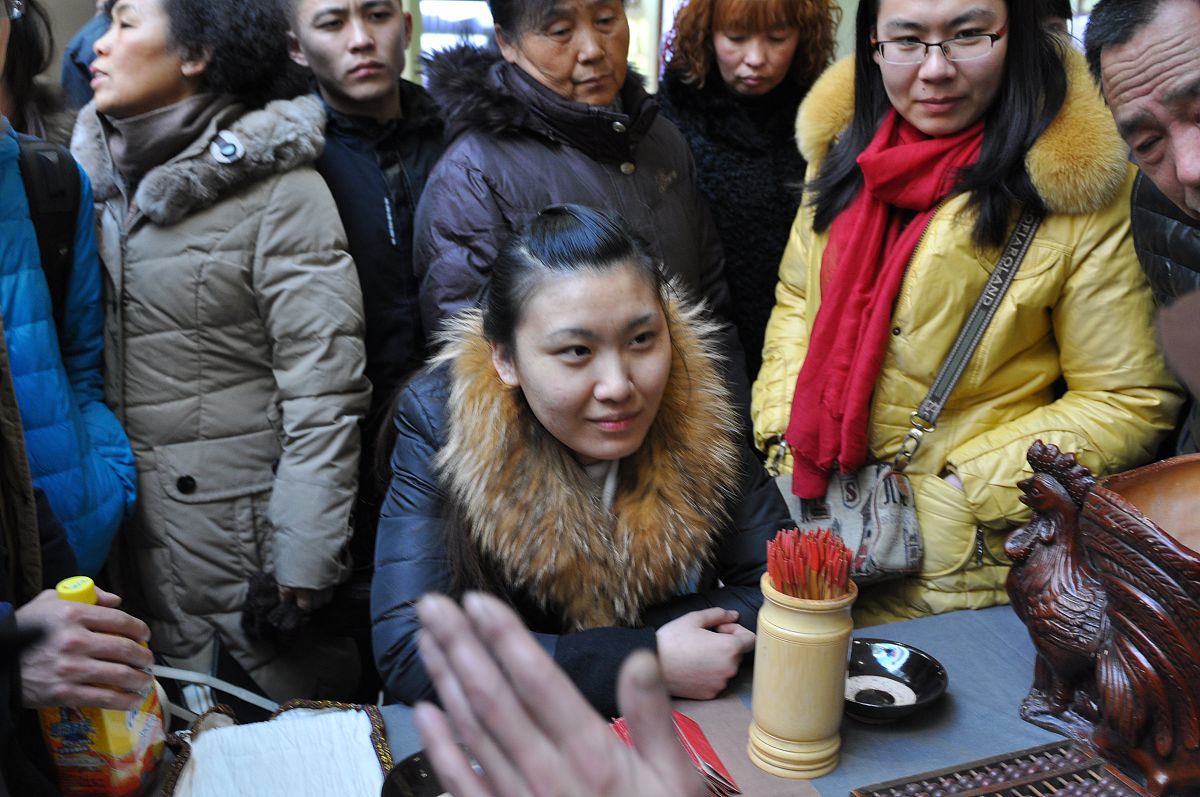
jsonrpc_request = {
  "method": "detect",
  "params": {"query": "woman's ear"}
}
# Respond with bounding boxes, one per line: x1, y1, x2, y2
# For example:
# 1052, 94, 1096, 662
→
181, 50, 211, 79
491, 343, 520, 388
495, 24, 519, 64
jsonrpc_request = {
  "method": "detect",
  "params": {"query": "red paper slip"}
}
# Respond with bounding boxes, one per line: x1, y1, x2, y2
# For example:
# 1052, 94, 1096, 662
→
609, 710, 740, 795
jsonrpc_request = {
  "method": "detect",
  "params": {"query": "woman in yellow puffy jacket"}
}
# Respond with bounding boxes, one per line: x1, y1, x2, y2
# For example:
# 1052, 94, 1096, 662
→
752, 0, 1181, 625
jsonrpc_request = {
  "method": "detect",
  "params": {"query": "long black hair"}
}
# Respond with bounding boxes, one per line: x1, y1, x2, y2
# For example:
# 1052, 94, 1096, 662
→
2, 0, 65, 140
809, 0, 1068, 249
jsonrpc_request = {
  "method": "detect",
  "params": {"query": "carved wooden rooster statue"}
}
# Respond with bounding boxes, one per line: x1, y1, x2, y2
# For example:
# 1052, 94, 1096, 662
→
1005, 441, 1106, 746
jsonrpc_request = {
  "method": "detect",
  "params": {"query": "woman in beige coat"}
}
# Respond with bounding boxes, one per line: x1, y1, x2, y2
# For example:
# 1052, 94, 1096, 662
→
71, 0, 370, 702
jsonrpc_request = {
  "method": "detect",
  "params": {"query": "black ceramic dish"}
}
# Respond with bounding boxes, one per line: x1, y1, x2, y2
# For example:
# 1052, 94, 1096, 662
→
844, 638, 948, 723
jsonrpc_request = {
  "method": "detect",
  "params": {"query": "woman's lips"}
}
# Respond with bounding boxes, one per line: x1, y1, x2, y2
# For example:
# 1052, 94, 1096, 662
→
919, 97, 961, 113
591, 415, 636, 432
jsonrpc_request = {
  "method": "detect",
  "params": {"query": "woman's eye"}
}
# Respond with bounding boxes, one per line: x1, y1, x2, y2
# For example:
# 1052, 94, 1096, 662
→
630, 331, 656, 348
725, 33, 747, 42
560, 345, 591, 359
316, 18, 342, 30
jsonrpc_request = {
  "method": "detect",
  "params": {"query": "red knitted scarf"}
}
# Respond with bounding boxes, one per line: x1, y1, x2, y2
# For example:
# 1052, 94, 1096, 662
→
785, 110, 984, 498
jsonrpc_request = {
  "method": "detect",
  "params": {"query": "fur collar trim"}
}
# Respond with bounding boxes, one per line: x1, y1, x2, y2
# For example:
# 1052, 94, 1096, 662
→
432, 296, 741, 630
71, 95, 327, 226
795, 49, 1128, 215
424, 45, 657, 162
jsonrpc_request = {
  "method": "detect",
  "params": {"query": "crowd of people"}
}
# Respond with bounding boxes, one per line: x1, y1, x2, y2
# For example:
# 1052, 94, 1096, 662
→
2, 0, 1199, 792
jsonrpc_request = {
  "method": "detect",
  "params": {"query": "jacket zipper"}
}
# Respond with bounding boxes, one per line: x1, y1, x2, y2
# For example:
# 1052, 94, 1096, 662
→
883, 198, 948, 467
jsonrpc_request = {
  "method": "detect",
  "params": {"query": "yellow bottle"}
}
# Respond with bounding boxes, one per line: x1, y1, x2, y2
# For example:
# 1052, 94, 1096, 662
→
37, 576, 166, 797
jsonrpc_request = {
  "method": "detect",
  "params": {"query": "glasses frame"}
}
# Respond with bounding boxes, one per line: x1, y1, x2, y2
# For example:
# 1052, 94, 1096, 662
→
873, 26, 1007, 66
5, 0, 23, 20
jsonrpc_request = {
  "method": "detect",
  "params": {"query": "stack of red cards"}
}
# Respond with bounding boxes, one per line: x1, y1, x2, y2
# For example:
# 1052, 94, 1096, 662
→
610, 710, 740, 796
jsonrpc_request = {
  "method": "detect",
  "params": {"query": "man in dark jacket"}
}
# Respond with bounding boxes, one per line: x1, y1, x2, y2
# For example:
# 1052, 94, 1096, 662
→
285, 0, 443, 670
1085, 0, 1200, 451
287, 0, 444, 417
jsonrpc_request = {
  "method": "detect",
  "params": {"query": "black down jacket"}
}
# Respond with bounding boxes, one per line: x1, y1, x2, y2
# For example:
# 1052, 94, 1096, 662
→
1131, 171, 1200, 453
657, 69, 809, 382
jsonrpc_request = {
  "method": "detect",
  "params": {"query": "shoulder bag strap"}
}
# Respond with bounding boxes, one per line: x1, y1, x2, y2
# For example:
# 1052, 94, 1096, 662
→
894, 207, 1045, 471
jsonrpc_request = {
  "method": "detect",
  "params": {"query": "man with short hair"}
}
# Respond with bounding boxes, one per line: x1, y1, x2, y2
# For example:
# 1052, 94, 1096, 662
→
1086, 0, 1200, 452
285, 0, 443, 667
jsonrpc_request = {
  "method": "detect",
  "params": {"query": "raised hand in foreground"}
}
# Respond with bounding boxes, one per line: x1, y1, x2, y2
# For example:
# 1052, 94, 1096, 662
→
414, 592, 707, 797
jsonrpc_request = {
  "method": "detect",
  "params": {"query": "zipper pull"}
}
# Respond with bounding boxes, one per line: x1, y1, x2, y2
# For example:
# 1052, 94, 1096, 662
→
383, 196, 397, 247
768, 439, 789, 477
974, 526, 985, 566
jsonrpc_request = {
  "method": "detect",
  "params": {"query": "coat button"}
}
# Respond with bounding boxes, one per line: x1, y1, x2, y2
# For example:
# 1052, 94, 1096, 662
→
612, 121, 627, 133
620, 162, 636, 175
176, 475, 197, 494
892, 327, 902, 336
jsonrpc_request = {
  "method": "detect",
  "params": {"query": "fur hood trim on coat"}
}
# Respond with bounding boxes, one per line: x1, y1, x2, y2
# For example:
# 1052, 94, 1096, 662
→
424, 44, 655, 150
431, 294, 742, 631
795, 49, 1128, 216
71, 95, 327, 226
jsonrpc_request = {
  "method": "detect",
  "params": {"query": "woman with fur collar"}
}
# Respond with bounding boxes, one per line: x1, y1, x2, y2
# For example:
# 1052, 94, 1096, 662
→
753, 0, 1181, 625
413, 0, 748, 406
71, 0, 370, 702
657, 0, 837, 383
374, 205, 791, 716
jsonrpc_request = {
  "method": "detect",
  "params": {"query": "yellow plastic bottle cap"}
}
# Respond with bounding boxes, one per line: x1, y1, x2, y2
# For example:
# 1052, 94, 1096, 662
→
56, 576, 97, 605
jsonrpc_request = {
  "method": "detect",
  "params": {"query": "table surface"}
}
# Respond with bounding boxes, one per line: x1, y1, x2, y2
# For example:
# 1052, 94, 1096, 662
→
381, 604, 1061, 796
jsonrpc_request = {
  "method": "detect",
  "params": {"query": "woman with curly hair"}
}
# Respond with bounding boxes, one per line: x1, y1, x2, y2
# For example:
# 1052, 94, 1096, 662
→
71, 0, 370, 702
659, 0, 838, 381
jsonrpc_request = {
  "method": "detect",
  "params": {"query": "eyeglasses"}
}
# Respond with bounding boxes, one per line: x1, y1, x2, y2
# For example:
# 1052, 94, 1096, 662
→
5, 0, 23, 20
873, 26, 1007, 65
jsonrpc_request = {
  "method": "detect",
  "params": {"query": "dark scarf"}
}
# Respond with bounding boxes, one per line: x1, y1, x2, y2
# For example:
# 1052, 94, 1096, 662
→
103, 93, 240, 189
785, 110, 984, 498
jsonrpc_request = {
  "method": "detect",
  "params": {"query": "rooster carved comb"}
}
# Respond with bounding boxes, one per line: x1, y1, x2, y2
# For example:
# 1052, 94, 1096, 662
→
1025, 441, 1096, 506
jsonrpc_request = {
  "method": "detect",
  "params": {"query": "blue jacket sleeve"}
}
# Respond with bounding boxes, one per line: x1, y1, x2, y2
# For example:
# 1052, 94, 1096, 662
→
58, 167, 136, 574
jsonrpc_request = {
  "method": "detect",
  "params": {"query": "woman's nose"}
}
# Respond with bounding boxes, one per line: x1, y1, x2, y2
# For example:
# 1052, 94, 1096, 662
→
93, 20, 114, 56
744, 40, 766, 66
917, 44, 956, 80
593, 358, 633, 402
576, 28, 604, 62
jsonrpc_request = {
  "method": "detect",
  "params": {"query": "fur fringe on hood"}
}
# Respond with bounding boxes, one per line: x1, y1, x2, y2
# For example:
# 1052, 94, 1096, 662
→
424, 45, 530, 142
431, 294, 741, 630
424, 44, 652, 144
795, 49, 1128, 215
71, 95, 327, 226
